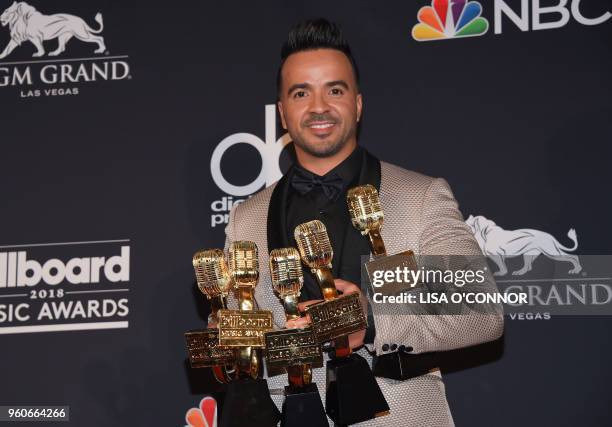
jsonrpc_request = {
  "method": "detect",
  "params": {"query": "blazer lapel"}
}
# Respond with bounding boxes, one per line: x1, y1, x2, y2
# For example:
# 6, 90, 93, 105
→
261, 170, 295, 327
267, 167, 292, 254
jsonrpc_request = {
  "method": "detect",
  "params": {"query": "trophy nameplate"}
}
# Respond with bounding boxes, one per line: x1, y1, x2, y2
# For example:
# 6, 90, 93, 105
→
217, 309, 274, 347
185, 328, 235, 368
264, 327, 323, 369
306, 292, 367, 343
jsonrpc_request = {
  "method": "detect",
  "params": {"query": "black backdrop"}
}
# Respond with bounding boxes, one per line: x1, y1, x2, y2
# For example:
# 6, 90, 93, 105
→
1, 0, 611, 425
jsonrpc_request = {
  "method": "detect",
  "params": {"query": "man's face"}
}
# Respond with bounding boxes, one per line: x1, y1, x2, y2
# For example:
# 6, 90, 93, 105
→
278, 49, 362, 158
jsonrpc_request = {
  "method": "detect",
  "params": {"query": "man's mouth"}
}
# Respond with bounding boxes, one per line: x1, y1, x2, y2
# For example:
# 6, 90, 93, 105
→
305, 121, 336, 137
308, 122, 335, 129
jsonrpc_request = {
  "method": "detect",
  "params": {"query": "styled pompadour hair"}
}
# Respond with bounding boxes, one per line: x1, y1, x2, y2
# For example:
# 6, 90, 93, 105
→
276, 18, 360, 95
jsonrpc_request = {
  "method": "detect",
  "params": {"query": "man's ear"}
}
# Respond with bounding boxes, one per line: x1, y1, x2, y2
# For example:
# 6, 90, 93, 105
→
277, 101, 287, 130
356, 93, 363, 122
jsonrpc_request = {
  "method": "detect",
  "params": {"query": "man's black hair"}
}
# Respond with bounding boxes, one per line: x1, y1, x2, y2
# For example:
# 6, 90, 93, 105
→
276, 18, 360, 96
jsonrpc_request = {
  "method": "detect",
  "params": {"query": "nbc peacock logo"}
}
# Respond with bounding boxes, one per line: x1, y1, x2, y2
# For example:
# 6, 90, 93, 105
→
184, 396, 217, 427
412, 0, 489, 41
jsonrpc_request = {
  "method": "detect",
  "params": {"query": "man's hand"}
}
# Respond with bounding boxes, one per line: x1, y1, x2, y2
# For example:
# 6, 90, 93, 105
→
285, 278, 368, 350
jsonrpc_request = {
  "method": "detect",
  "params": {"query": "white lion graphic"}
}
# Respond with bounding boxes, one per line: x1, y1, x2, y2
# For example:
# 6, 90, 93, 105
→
466, 215, 582, 276
0, 2, 105, 59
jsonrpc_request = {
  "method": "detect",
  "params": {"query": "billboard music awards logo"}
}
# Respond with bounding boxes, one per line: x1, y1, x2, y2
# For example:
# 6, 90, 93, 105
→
208, 104, 292, 227
0, 1, 131, 98
412, 0, 611, 41
0, 239, 131, 335
467, 215, 612, 321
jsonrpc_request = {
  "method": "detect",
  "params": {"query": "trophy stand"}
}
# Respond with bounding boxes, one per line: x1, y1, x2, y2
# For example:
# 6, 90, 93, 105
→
295, 221, 389, 426
266, 248, 328, 427
185, 250, 236, 385
312, 267, 389, 426
218, 241, 280, 427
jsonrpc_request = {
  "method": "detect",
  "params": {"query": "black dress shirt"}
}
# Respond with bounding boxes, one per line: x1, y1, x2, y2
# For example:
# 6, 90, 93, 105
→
286, 146, 364, 301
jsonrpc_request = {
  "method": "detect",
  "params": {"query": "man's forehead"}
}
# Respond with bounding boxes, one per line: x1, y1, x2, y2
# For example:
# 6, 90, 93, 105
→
281, 49, 356, 85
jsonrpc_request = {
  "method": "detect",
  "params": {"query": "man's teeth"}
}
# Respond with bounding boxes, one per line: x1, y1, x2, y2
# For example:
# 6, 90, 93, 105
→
310, 123, 334, 129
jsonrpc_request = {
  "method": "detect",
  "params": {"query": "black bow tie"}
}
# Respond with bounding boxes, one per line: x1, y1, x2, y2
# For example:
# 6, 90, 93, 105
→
290, 167, 345, 200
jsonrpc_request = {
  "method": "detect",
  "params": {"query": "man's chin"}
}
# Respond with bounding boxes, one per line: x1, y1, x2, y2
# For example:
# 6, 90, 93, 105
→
295, 139, 345, 158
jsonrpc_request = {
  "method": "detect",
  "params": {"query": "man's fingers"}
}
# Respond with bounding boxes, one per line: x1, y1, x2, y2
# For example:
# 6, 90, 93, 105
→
334, 278, 361, 294
286, 315, 311, 329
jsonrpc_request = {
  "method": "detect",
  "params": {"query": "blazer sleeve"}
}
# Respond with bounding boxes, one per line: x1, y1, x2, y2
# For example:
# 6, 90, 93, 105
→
372, 178, 504, 355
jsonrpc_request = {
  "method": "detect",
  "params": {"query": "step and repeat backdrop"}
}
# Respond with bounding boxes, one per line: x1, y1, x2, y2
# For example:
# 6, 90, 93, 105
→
1, 0, 611, 425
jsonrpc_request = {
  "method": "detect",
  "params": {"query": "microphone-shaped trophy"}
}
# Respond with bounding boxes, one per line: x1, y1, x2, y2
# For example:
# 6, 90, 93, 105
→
294, 220, 389, 425
184, 249, 235, 383
347, 184, 417, 294
264, 248, 327, 427
217, 241, 280, 427
347, 185, 442, 381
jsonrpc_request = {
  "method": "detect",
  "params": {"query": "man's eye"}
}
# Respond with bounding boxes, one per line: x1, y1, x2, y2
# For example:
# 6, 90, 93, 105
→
293, 91, 307, 99
330, 87, 343, 96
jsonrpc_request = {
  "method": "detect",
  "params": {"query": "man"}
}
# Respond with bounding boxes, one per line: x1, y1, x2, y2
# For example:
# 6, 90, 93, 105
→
223, 19, 504, 426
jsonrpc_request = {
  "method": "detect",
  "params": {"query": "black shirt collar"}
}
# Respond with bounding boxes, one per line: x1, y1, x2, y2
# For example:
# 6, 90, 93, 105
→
293, 145, 363, 189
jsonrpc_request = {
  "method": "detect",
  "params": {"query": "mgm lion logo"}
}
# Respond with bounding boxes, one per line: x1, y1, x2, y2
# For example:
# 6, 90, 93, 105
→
466, 215, 582, 276
0, 2, 105, 59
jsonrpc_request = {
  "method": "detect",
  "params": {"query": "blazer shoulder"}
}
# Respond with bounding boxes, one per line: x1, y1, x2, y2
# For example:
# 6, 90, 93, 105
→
231, 182, 277, 225
380, 161, 438, 194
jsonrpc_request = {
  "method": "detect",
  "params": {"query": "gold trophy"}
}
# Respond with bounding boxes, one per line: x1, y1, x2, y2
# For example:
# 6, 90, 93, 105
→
265, 247, 323, 379
217, 241, 273, 378
294, 220, 367, 349
347, 184, 417, 295
347, 184, 442, 382
184, 249, 235, 383
264, 247, 327, 426
294, 220, 389, 425
217, 241, 280, 427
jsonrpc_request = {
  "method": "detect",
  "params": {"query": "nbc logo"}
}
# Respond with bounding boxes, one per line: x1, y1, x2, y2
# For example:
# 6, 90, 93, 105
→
184, 396, 217, 427
412, 0, 489, 41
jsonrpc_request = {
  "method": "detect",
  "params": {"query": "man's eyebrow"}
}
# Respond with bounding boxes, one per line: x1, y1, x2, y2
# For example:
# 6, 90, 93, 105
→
326, 80, 349, 89
287, 83, 311, 95
286, 80, 350, 95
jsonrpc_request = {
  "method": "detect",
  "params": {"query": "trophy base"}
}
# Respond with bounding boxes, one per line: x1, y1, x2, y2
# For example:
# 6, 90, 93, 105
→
220, 378, 281, 427
281, 383, 329, 427
325, 353, 389, 426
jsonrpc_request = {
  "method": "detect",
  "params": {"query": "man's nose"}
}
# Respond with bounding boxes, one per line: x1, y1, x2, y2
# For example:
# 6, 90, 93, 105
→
308, 91, 329, 114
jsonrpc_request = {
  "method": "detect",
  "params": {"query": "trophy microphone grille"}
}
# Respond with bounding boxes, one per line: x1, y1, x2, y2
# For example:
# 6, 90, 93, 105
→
269, 248, 303, 296
192, 249, 231, 298
347, 184, 384, 232
228, 241, 259, 285
294, 220, 333, 268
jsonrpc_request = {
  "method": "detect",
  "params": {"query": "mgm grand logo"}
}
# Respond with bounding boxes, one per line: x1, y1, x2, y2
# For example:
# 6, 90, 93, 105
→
467, 215, 612, 321
0, 2, 131, 98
